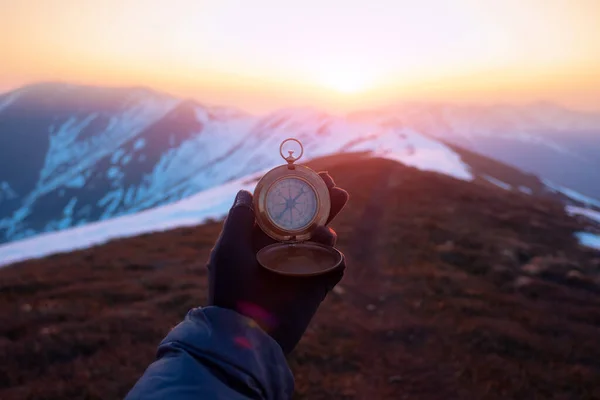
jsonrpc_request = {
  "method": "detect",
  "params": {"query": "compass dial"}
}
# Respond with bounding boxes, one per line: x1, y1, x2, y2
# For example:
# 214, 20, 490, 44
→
266, 178, 318, 231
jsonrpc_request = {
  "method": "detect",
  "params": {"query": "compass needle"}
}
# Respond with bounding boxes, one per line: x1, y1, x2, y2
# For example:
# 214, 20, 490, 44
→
275, 205, 289, 221
292, 188, 305, 202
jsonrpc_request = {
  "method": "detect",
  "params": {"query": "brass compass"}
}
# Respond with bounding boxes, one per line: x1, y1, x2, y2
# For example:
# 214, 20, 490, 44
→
254, 138, 343, 276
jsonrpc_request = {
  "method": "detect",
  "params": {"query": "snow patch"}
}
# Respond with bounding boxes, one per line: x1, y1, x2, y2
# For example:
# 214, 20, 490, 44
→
518, 186, 533, 195
483, 175, 512, 191
0, 182, 18, 201
97, 189, 124, 219
39, 115, 97, 185
121, 153, 133, 165
0, 91, 19, 113
574, 232, 600, 250
0, 172, 263, 267
111, 148, 126, 164
543, 179, 600, 208
32, 98, 178, 206
44, 198, 78, 231
133, 138, 146, 150
566, 206, 600, 224
123, 187, 136, 206
64, 174, 86, 189
107, 166, 121, 180
343, 128, 473, 181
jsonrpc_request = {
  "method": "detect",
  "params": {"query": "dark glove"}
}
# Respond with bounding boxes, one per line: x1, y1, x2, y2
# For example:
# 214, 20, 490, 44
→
207, 172, 349, 354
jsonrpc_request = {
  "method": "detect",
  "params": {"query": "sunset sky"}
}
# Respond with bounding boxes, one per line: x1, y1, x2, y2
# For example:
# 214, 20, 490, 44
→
1, 0, 599, 113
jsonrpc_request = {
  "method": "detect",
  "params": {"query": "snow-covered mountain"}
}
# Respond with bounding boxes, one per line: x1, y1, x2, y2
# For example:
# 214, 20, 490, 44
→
352, 102, 600, 199
0, 83, 598, 245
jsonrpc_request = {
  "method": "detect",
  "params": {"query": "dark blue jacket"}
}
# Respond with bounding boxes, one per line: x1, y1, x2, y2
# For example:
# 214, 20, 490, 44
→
125, 307, 294, 399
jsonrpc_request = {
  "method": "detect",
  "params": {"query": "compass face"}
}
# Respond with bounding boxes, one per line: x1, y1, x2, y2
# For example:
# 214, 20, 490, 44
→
266, 178, 318, 231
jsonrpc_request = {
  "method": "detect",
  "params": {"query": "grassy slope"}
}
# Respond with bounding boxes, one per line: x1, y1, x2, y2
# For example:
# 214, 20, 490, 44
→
1, 155, 600, 399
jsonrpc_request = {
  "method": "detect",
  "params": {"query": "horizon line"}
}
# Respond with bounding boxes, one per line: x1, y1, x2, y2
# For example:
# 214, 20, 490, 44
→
2, 80, 600, 117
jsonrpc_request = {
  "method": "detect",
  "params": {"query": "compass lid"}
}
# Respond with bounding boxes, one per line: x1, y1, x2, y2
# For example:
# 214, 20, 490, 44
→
257, 241, 343, 276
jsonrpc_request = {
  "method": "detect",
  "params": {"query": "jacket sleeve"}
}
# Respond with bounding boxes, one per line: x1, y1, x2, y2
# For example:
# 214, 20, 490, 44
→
125, 307, 294, 400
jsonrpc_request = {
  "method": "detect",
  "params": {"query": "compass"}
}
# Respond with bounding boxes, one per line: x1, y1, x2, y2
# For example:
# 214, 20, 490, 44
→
254, 138, 343, 276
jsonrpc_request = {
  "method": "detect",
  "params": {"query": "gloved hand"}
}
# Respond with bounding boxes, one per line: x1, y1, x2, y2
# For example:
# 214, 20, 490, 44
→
207, 172, 349, 354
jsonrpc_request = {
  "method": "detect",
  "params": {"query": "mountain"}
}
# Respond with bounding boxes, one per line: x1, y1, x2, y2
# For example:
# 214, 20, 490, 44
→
353, 102, 600, 199
1, 156, 599, 399
0, 83, 257, 244
0, 83, 598, 246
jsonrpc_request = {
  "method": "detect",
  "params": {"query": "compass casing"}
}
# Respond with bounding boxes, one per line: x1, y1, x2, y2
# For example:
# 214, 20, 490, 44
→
253, 161, 343, 276
254, 164, 330, 242
253, 138, 343, 276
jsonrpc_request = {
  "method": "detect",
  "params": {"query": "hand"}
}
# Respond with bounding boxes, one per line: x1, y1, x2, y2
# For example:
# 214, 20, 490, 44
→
207, 172, 349, 354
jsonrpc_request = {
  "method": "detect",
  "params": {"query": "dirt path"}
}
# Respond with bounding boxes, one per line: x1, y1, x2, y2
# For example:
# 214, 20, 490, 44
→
346, 163, 394, 284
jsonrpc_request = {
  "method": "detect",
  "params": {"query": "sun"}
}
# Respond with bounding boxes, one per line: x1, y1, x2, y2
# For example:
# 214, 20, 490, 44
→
319, 70, 372, 94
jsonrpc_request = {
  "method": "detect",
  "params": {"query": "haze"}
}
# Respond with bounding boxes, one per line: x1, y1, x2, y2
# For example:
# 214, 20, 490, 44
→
1, 0, 599, 113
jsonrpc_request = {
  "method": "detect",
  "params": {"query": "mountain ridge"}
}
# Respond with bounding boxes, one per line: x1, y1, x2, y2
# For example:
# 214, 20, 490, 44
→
0, 82, 598, 245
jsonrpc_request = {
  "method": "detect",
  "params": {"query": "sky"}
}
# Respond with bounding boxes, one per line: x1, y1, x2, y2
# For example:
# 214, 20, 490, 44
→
1, 0, 599, 113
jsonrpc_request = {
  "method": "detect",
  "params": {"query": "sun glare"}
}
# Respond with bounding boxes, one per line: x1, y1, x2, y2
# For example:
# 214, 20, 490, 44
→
319, 70, 373, 95
2, 1, 600, 111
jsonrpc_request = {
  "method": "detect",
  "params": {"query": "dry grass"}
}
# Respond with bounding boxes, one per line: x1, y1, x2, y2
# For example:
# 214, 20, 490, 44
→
1, 156, 599, 399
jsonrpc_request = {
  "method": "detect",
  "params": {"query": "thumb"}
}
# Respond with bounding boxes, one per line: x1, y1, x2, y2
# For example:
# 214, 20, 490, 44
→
221, 190, 256, 243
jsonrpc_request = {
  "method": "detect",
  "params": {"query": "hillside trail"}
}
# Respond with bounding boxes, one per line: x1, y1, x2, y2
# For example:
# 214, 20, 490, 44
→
346, 161, 408, 307
341, 162, 426, 397
325, 159, 469, 398
346, 163, 392, 283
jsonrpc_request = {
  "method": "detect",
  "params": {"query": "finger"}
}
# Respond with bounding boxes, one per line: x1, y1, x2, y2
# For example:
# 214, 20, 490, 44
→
326, 187, 349, 224
252, 223, 278, 251
318, 172, 349, 224
222, 190, 255, 243
319, 171, 335, 189
310, 226, 338, 247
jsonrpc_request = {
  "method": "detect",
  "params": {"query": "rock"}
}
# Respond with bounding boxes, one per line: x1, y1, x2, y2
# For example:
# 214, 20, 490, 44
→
436, 241, 455, 252
514, 276, 534, 289
522, 263, 544, 276
388, 375, 402, 383
366, 304, 377, 311
333, 286, 345, 295
564, 270, 596, 289
20, 303, 32, 312
501, 248, 514, 258
566, 270, 585, 281
522, 256, 580, 280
